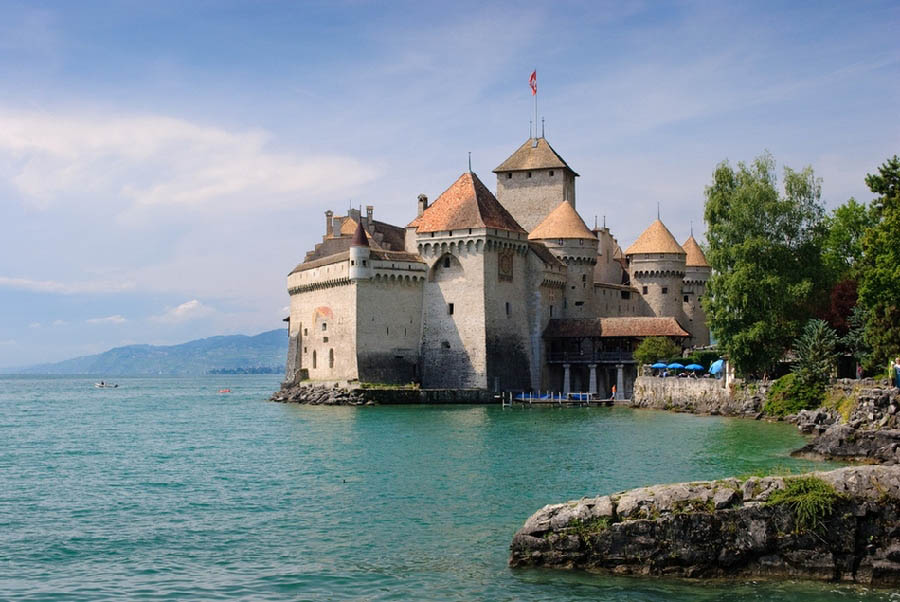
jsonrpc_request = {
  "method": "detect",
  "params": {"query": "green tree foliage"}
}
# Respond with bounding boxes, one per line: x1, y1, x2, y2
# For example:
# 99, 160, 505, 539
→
821, 198, 869, 281
703, 153, 827, 377
793, 319, 839, 389
858, 156, 900, 370
842, 305, 871, 369
634, 337, 680, 367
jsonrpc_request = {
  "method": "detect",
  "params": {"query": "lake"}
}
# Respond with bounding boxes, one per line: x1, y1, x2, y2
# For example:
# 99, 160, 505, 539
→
0, 375, 889, 600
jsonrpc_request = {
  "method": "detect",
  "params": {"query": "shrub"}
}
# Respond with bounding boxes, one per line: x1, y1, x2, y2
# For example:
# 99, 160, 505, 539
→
634, 337, 681, 367
766, 476, 843, 533
763, 373, 826, 416
793, 319, 839, 388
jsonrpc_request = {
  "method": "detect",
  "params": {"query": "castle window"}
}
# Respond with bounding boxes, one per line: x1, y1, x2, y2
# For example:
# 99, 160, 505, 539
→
312, 351, 317, 369
550, 305, 553, 317
527, 172, 532, 178
362, 260, 367, 266
322, 323, 327, 331
304, 328, 308, 336
441, 341, 451, 349
350, 260, 355, 265
684, 295, 689, 302
507, 172, 512, 179
662, 287, 668, 294
468, 228, 472, 234
505, 302, 510, 316
443, 256, 450, 268
582, 275, 586, 283
575, 301, 584, 307
621, 291, 630, 300
329, 349, 334, 369
323, 337, 329, 343
563, 298, 567, 308
642, 286, 648, 294
448, 303, 454, 315
303, 347, 307, 353
386, 326, 389, 335
549, 170, 554, 177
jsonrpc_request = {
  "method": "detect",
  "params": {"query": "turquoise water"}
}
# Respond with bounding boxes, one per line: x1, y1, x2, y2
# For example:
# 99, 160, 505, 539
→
0, 375, 891, 600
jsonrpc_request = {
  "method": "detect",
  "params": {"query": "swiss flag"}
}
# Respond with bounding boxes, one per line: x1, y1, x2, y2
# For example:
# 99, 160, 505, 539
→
529, 70, 537, 95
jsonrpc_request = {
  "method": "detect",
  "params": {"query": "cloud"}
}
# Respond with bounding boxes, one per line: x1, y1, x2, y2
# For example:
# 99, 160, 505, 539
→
52, 319, 67, 326
0, 339, 16, 346
86, 315, 127, 325
29, 322, 41, 328
0, 276, 135, 294
151, 299, 214, 323
0, 108, 380, 214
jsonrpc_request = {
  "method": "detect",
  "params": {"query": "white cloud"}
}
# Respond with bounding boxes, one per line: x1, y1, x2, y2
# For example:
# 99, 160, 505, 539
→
52, 319, 67, 326
0, 276, 135, 294
0, 108, 380, 214
86, 315, 127, 325
29, 322, 41, 328
151, 299, 214, 323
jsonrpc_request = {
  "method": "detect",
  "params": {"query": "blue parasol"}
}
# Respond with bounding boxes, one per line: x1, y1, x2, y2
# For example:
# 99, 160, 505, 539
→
651, 362, 668, 369
709, 359, 725, 375
667, 362, 685, 370
685, 364, 704, 371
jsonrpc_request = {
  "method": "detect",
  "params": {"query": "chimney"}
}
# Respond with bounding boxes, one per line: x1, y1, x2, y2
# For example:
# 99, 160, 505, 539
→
366, 205, 374, 225
332, 217, 342, 238
325, 210, 333, 236
417, 194, 428, 217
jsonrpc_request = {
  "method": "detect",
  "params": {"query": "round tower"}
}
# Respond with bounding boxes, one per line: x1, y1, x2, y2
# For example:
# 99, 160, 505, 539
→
682, 235, 711, 346
625, 219, 686, 320
528, 201, 598, 316
349, 221, 373, 280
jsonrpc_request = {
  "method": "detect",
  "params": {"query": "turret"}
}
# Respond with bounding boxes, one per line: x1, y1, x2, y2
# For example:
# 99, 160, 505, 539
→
681, 235, 711, 346
528, 201, 597, 316
625, 219, 686, 320
349, 221, 373, 280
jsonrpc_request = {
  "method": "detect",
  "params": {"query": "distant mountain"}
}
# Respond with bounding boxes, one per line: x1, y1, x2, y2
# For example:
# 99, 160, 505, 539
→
18, 329, 288, 376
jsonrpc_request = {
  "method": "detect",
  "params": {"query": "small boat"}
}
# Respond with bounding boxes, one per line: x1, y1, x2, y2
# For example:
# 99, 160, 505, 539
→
94, 382, 118, 389
218, 389, 231, 393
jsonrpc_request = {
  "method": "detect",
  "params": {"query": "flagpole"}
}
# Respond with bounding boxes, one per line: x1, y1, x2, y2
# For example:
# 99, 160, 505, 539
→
533, 68, 538, 139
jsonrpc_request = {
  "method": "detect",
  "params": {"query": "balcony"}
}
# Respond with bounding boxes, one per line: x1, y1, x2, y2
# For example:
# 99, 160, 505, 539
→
546, 351, 635, 364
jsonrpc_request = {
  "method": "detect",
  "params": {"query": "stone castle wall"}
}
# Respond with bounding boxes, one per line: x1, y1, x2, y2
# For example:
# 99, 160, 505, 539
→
495, 168, 574, 232
356, 275, 424, 384
628, 253, 686, 322
484, 239, 533, 391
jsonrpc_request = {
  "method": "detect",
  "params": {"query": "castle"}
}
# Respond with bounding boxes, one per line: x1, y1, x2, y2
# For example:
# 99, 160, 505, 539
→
284, 135, 710, 398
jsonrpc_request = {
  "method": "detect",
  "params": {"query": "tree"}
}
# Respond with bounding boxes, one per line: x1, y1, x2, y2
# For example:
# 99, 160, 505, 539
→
793, 319, 839, 389
821, 198, 869, 282
857, 155, 900, 370
703, 152, 828, 377
634, 337, 680, 367
842, 304, 871, 369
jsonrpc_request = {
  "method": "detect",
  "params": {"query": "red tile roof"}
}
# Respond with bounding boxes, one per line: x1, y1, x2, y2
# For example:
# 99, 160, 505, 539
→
543, 317, 690, 338
409, 172, 526, 234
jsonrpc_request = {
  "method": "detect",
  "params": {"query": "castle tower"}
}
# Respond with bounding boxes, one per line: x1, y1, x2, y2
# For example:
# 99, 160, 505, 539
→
625, 219, 687, 321
681, 235, 711, 347
348, 221, 373, 280
528, 201, 598, 317
408, 171, 531, 391
493, 137, 578, 232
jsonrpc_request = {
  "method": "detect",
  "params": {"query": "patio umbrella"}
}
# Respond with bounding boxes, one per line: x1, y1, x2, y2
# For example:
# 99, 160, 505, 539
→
709, 359, 724, 375
667, 362, 685, 370
685, 364, 704, 371
651, 362, 667, 369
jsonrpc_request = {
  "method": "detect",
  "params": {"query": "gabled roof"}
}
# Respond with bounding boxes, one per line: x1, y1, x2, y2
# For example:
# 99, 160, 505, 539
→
408, 171, 526, 234
493, 137, 578, 176
528, 241, 565, 268
528, 201, 596, 241
681, 235, 710, 267
624, 219, 685, 255
543, 317, 690, 339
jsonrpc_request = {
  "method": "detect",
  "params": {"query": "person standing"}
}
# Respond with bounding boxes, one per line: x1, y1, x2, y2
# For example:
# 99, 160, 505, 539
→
894, 357, 900, 388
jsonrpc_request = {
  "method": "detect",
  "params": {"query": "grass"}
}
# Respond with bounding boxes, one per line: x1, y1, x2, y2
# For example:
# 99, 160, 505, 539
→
567, 517, 616, 538
763, 373, 827, 417
765, 476, 844, 533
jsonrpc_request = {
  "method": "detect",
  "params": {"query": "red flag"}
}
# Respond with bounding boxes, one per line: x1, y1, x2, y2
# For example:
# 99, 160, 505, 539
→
529, 70, 537, 96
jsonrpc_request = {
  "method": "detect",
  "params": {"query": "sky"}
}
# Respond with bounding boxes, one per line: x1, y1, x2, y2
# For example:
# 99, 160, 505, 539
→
0, 0, 898, 369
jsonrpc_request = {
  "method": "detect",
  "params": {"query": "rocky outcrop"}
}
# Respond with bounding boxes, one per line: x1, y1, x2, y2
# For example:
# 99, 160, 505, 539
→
792, 381, 900, 463
510, 465, 900, 586
629, 376, 766, 417
270, 383, 372, 406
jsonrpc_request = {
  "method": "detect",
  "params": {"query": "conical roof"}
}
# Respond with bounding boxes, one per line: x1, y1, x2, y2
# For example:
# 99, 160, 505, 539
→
493, 137, 578, 176
682, 235, 709, 267
528, 201, 596, 241
350, 221, 369, 247
624, 219, 685, 255
408, 172, 526, 234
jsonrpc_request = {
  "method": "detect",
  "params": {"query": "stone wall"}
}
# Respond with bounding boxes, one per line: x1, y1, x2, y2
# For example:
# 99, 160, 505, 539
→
355, 276, 424, 384
484, 239, 533, 391
629, 375, 763, 416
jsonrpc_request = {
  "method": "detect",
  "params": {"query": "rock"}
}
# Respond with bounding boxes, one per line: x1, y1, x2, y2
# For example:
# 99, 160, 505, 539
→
510, 466, 900, 586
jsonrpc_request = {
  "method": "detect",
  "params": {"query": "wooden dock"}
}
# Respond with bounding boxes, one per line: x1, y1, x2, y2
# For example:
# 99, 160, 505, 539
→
499, 391, 615, 408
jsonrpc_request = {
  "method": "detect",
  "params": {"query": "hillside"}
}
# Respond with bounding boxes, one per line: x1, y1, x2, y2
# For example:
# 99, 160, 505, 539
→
18, 329, 287, 376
